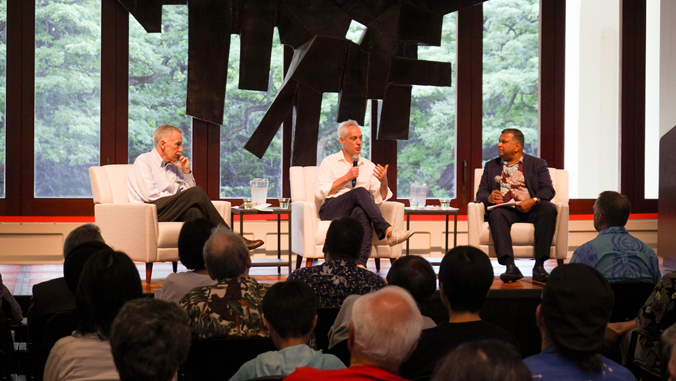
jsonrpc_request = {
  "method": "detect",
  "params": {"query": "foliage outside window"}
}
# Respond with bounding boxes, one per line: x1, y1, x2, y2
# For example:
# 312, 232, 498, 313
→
34, 0, 101, 197
482, 0, 539, 162
397, 13, 456, 200
128, 6, 191, 164
220, 32, 283, 199
0, 1, 6, 198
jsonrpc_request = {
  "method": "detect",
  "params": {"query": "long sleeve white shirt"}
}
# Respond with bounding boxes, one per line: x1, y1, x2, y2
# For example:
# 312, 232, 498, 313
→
315, 152, 393, 205
127, 149, 195, 203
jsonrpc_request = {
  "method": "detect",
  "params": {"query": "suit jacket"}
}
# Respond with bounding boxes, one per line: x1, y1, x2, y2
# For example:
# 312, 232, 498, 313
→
476, 154, 555, 209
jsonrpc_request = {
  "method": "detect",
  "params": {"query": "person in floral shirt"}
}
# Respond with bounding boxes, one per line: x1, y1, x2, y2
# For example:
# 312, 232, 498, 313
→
180, 226, 270, 339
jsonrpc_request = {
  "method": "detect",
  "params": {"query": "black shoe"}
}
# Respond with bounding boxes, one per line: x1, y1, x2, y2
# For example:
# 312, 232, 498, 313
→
240, 236, 264, 250
500, 264, 524, 283
532, 265, 549, 283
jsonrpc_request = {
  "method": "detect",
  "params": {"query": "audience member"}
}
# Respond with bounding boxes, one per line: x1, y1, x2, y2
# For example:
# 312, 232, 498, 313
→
570, 191, 660, 284
399, 246, 519, 380
606, 272, 676, 372
27, 224, 105, 346
430, 339, 532, 381
523, 264, 636, 380
285, 286, 423, 381
155, 218, 217, 303
287, 217, 387, 308
44, 249, 143, 381
181, 226, 270, 339
110, 299, 191, 381
229, 281, 345, 381
42, 240, 112, 346
328, 255, 437, 349
662, 323, 676, 381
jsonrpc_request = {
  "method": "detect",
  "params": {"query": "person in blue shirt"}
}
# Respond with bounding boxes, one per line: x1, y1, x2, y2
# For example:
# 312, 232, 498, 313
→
570, 190, 660, 284
524, 264, 636, 380
229, 281, 345, 381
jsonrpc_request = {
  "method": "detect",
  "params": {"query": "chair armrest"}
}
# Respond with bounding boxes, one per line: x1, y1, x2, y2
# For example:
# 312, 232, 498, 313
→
211, 201, 232, 227
553, 202, 569, 260
291, 201, 318, 257
94, 203, 159, 263
467, 202, 485, 247
378, 201, 405, 230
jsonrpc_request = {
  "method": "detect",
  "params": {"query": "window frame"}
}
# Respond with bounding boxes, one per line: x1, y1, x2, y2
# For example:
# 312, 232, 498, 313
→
0, 0, 657, 217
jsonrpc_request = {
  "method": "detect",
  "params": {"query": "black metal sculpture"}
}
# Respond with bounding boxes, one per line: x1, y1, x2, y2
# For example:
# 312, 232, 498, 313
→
118, 0, 485, 165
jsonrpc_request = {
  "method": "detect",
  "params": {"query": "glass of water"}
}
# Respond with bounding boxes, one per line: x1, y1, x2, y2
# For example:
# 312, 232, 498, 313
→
440, 198, 451, 210
279, 198, 290, 209
243, 197, 253, 209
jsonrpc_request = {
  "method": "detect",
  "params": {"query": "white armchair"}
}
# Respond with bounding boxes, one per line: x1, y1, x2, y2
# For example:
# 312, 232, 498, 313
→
289, 166, 405, 270
467, 168, 569, 264
89, 165, 231, 283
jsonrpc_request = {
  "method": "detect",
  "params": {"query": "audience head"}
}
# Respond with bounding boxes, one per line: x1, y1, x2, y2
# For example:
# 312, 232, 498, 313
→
64, 241, 112, 294
439, 246, 494, 314
323, 217, 364, 262
111, 299, 191, 381
350, 286, 423, 372
63, 223, 104, 259
153, 124, 182, 147
178, 218, 216, 271
663, 323, 676, 381
263, 281, 317, 345
538, 263, 614, 373
203, 226, 250, 281
387, 255, 436, 306
431, 339, 531, 381
593, 190, 631, 231
76, 250, 143, 338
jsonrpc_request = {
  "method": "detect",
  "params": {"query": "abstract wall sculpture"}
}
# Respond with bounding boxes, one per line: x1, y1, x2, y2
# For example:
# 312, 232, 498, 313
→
118, 0, 486, 165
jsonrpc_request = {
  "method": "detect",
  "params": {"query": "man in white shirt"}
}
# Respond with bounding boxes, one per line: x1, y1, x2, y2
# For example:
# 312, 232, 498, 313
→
128, 124, 263, 250
315, 120, 413, 267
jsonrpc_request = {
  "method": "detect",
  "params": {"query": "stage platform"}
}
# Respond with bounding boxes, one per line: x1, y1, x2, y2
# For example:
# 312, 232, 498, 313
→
1, 257, 558, 296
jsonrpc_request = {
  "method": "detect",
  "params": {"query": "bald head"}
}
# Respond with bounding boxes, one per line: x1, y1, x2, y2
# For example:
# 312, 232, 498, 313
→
351, 286, 423, 372
202, 226, 250, 281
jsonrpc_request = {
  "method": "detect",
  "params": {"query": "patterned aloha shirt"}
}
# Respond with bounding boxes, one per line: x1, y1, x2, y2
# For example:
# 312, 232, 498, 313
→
633, 272, 676, 372
180, 276, 270, 339
287, 260, 387, 308
499, 160, 531, 202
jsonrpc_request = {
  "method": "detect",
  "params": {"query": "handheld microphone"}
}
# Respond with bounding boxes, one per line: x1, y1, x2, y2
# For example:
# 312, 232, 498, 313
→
494, 175, 502, 204
352, 154, 360, 187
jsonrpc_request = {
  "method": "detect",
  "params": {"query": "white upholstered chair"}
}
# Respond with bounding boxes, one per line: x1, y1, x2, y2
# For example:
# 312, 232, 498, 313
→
89, 165, 231, 283
289, 166, 405, 270
467, 168, 569, 264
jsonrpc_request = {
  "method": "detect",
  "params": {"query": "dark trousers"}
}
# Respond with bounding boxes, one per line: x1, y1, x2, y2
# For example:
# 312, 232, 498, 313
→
150, 187, 229, 229
319, 188, 391, 265
488, 201, 557, 265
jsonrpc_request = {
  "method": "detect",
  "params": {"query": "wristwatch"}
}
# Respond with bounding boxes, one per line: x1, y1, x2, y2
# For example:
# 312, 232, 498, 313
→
533, 197, 540, 203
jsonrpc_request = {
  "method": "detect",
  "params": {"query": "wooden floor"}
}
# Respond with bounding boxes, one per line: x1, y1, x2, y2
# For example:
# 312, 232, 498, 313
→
0, 257, 573, 296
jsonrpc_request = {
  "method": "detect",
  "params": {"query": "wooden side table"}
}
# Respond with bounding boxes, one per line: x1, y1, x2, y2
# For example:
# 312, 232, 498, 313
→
404, 207, 459, 256
231, 207, 292, 274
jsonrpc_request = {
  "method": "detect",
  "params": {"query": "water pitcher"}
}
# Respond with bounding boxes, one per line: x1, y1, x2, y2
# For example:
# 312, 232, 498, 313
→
250, 178, 269, 207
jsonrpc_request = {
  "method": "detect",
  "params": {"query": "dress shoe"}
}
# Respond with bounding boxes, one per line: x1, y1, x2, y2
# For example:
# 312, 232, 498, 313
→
500, 264, 524, 283
387, 229, 415, 246
532, 265, 549, 283
240, 236, 264, 250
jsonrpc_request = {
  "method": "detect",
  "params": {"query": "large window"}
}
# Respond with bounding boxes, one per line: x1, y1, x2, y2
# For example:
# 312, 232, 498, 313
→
564, 0, 620, 198
128, 6, 190, 164
220, 31, 283, 199
397, 13, 456, 200
34, 0, 101, 198
482, 0, 539, 162
0, 1, 6, 198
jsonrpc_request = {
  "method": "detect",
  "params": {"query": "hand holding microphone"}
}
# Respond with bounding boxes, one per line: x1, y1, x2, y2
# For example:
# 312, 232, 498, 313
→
351, 154, 360, 187
492, 175, 503, 204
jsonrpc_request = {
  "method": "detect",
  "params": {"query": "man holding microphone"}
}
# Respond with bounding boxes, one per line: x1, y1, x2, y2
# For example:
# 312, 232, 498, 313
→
315, 120, 413, 268
476, 128, 557, 283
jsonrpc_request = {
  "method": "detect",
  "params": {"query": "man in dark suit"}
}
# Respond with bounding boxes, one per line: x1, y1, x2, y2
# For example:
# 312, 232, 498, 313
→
476, 128, 557, 283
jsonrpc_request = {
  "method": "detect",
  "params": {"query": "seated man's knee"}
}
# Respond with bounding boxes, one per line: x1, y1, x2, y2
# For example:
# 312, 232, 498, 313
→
183, 207, 204, 221
488, 208, 510, 224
